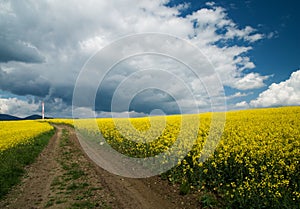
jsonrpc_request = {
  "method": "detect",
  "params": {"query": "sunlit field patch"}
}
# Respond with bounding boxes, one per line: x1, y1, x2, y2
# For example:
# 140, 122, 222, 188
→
0, 120, 54, 151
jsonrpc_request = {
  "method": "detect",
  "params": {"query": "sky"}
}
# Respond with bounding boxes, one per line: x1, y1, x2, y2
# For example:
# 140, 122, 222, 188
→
0, 0, 299, 118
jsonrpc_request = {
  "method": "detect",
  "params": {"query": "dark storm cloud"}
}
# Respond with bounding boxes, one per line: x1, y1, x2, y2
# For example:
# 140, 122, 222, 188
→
95, 86, 180, 115
0, 1, 45, 64
129, 89, 180, 114
0, 67, 50, 96
0, 38, 45, 63
44, 85, 74, 105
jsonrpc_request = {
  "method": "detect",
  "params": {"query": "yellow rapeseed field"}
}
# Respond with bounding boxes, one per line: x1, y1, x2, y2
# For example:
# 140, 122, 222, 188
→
45, 118, 74, 126
74, 106, 300, 208
0, 120, 54, 151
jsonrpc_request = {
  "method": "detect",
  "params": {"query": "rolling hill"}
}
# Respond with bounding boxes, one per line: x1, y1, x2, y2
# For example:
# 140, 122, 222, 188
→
0, 114, 52, 121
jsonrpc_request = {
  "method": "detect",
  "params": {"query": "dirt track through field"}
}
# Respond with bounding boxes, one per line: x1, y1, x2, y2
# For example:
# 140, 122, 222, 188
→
0, 125, 200, 209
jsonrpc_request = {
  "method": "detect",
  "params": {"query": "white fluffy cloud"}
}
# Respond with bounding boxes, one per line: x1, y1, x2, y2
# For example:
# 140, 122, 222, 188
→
250, 70, 300, 107
227, 92, 251, 100
232, 73, 269, 90
98, 111, 147, 118
0, 0, 270, 116
0, 97, 39, 117
235, 101, 249, 108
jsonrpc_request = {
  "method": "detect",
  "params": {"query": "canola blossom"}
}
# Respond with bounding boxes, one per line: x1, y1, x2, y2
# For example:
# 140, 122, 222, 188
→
0, 120, 54, 151
45, 119, 74, 126
74, 106, 300, 208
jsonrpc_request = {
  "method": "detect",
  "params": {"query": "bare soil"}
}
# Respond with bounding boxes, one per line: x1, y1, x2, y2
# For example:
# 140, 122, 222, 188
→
0, 125, 201, 209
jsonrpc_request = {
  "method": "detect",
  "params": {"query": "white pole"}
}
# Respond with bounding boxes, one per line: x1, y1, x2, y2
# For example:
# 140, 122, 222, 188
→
42, 101, 45, 120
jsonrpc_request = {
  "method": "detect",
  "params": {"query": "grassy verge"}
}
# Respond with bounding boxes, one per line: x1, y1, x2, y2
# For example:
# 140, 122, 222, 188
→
46, 129, 111, 209
0, 129, 55, 199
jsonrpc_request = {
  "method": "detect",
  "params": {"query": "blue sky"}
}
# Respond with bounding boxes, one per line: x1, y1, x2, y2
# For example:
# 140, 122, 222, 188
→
229, 0, 300, 105
0, 0, 299, 117
169, 0, 300, 78
167, 0, 300, 103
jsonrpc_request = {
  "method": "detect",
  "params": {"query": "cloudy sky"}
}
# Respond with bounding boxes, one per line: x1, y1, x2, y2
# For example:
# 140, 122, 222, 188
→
0, 0, 299, 118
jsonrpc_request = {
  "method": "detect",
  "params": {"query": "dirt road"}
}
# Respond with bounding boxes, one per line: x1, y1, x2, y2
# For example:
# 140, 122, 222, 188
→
0, 125, 200, 209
